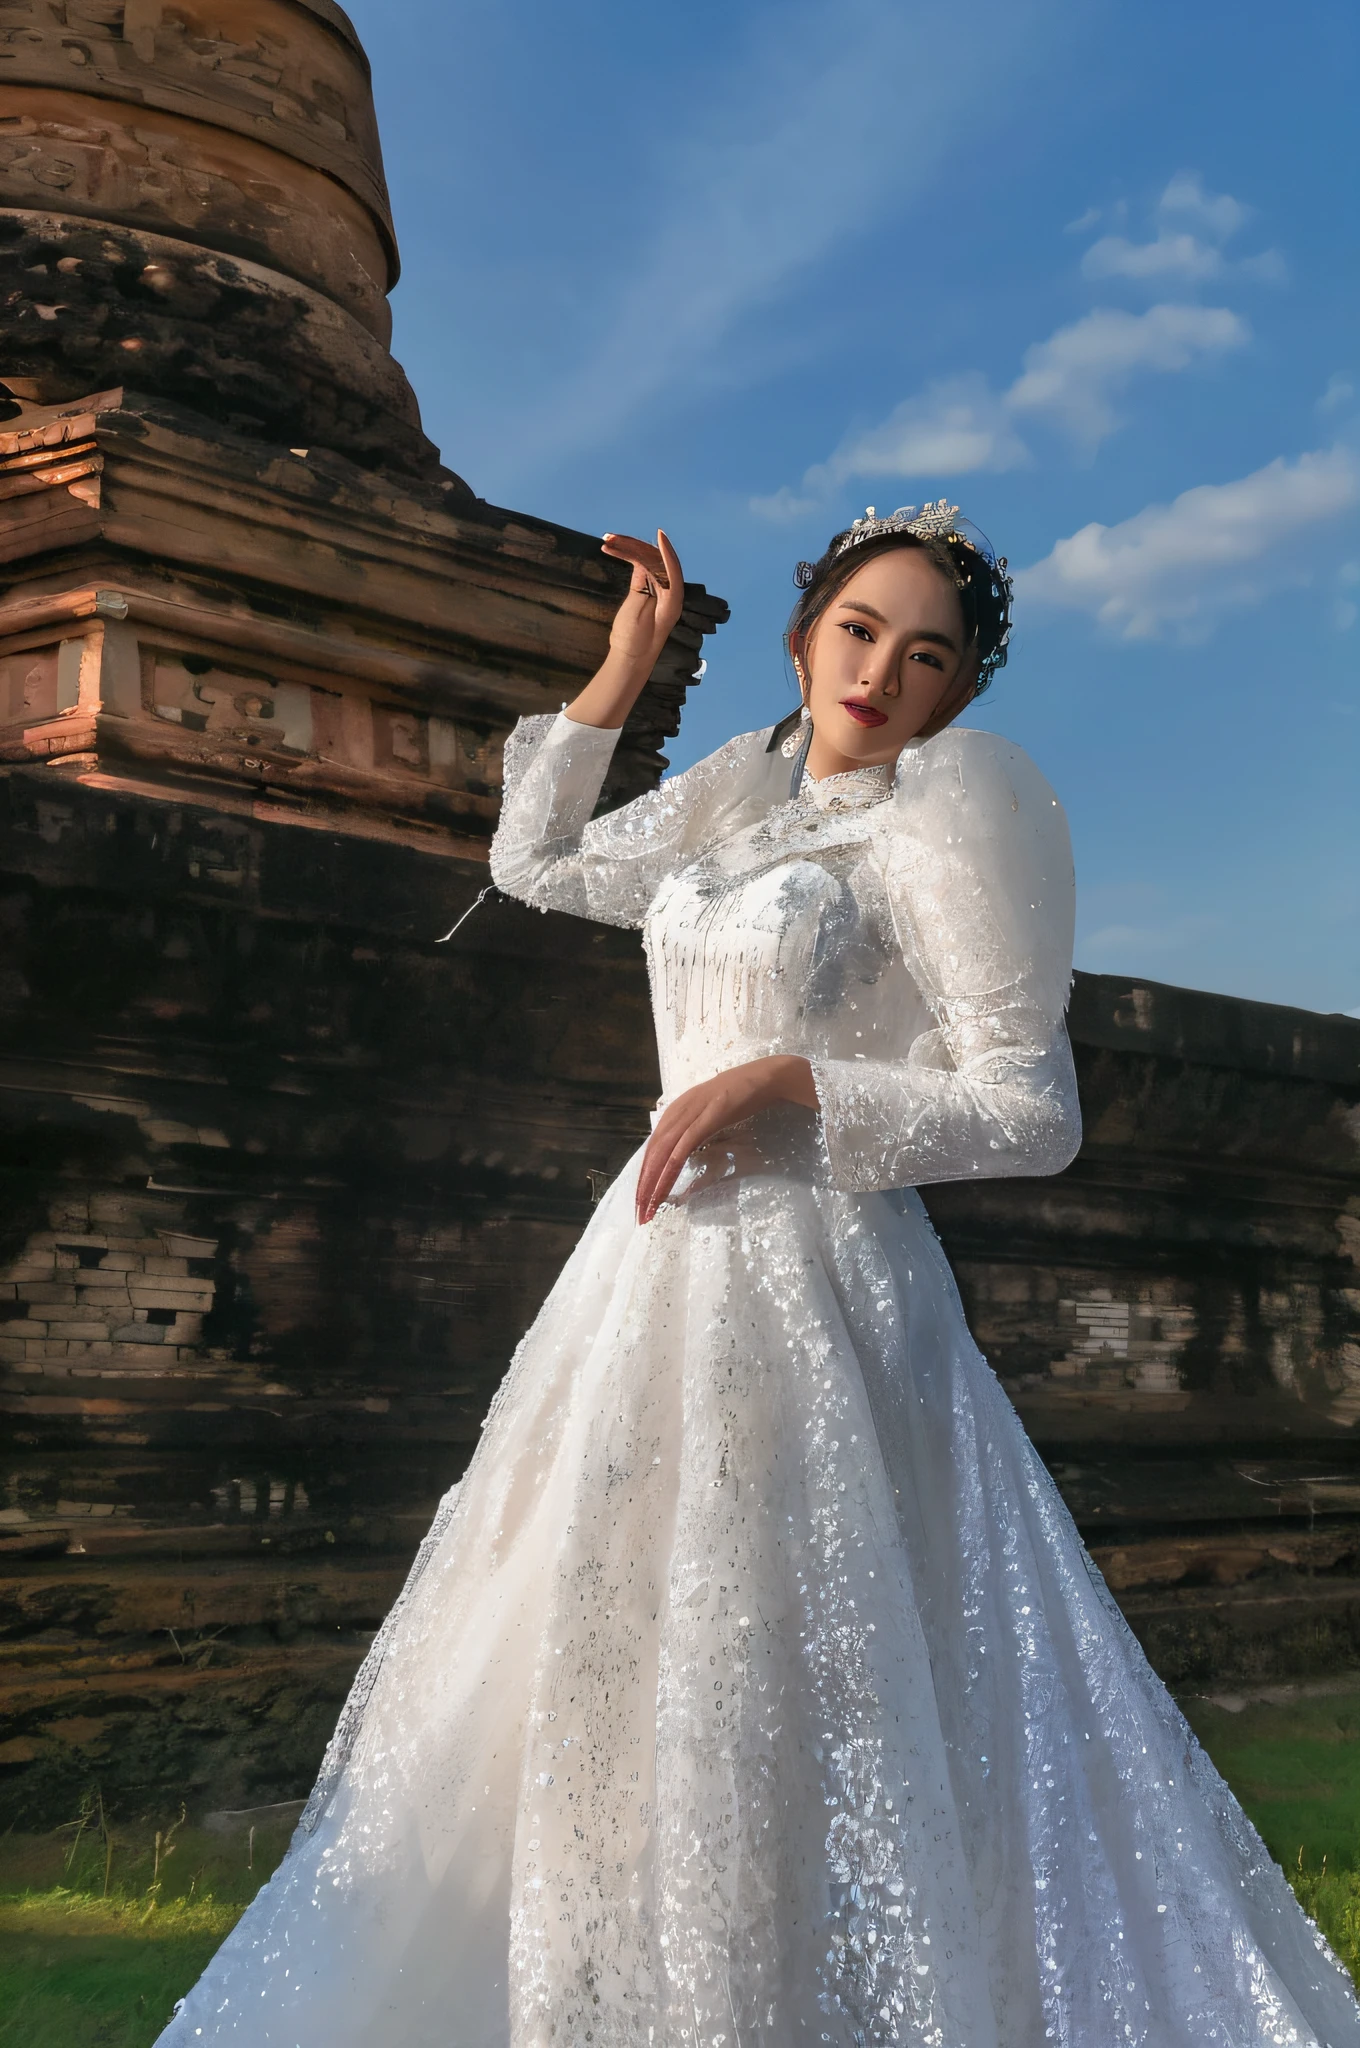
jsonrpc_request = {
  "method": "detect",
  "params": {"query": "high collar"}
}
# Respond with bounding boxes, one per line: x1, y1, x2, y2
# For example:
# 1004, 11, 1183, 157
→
800, 758, 898, 814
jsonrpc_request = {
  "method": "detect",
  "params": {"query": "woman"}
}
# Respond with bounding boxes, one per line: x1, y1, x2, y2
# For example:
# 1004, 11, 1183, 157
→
161, 506, 1360, 2046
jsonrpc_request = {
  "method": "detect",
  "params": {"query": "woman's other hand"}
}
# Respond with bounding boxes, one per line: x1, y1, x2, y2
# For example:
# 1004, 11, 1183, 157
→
635, 1055, 819, 1224
564, 529, 686, 731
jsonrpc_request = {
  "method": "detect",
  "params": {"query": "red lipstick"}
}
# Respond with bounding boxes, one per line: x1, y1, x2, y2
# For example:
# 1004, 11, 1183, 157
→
841, 700, 888, 728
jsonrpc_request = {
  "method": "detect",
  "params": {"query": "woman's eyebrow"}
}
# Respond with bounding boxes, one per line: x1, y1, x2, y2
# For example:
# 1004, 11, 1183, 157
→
837, 599, 959, 652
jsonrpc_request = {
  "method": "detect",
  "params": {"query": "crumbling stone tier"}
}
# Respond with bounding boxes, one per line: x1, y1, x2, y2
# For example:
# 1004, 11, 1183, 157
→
1, 0, 431, 470
1, 0, 1358, 1827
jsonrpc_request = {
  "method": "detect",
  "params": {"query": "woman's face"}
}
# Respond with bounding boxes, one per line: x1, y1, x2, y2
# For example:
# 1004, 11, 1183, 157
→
800, 546, 972, 772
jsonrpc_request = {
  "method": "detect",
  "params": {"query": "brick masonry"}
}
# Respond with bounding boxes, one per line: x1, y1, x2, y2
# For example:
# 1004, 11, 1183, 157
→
1, 0, 1356, 1830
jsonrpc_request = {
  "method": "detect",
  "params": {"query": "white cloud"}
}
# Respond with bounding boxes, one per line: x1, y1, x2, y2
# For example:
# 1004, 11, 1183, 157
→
1082, 233, 1223, 283
1320, 374, 1356, 416
748, 484, 824, 524
1238, 249, 1289, 285
1005, 304, 1248, 446
755, 303, 1249, 511
1017, 444, 1360, 639
1080, 912, 1222, 965
808, 375, 1030, 490
1158, 170, 1250, 241
1335, 557, 1360, 632
1077, 173, 1282, 292
489, 0, 1057, 481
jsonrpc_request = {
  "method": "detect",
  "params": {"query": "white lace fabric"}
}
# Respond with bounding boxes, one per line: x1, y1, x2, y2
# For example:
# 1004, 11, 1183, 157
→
491, 711, 1082, 1193
158, 713, 1360, 2048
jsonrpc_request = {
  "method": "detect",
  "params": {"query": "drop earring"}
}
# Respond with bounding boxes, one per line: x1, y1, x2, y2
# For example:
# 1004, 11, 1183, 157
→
783, 654, 811, 758
780, 704, 809, 760
785, 692, 813, 794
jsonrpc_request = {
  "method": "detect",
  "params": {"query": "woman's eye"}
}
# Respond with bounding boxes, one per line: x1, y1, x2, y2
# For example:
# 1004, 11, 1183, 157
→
841, 622, 874, 643
909, 650, 944, 670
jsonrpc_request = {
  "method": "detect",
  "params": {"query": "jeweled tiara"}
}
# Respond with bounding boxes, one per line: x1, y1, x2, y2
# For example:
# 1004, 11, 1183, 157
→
834, 498, 968, 555
793, 499, 1007, 589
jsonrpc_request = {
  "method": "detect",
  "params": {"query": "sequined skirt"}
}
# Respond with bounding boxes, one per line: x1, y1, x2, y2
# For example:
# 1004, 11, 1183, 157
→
159, 1157, 1360, 2048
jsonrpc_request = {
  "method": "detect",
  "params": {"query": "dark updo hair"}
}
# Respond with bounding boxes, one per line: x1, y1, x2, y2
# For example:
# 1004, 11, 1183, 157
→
786, 523, 1013, 698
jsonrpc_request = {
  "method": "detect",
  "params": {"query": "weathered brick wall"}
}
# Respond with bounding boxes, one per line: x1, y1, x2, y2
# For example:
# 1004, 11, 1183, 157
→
2, 940, 1357, 1826
0, 774, 665, 1826
0, 0, 737, 1835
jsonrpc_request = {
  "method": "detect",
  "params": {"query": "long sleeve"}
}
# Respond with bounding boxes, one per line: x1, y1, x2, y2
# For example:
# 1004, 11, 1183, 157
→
811, 731, 1081, 1193
490, 711, 775, 930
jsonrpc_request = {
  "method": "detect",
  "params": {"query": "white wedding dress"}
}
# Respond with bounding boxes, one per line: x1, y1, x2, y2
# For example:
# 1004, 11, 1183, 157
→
161, 713, 1360, 2047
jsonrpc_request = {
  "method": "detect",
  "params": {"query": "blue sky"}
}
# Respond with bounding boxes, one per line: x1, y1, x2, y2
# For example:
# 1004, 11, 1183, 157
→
344, 0, 1358, 1016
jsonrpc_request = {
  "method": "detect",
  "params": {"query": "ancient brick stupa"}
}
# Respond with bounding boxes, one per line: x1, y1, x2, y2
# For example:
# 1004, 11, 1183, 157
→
2, 2, 1359, 1830
0, 0, 726, 1822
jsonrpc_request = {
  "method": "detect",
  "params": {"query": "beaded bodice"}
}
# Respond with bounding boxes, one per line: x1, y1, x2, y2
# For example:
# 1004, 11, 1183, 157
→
490, 711, 1081, 1193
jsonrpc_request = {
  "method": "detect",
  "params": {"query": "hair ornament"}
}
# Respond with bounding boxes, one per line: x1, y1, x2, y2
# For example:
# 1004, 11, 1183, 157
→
833, 498, 974, 558
789, 496, 1016, 695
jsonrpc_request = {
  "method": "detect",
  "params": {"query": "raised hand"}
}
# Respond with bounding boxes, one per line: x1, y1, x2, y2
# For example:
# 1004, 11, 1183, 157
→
563, 529, 686, 732
601, 529, 685, 675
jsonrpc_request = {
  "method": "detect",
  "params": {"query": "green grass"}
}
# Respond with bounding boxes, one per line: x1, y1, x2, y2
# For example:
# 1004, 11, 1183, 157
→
1181, 1688, 1360, 1877
0, 1891, 242, 2048
0, 1809, 293, 2047
1178, 1683, 1360, 1987
6, 1693, 1360, 2042
1292, 1865, 1360, 1991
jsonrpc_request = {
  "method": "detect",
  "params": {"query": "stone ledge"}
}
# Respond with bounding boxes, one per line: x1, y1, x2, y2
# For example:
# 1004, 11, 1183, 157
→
1070, 971, 1360, 1088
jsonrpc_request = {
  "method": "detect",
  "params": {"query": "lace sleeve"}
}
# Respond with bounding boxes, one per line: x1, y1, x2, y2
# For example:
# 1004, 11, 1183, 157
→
490, 711, 776, 930
810, 730, 1082, 1193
